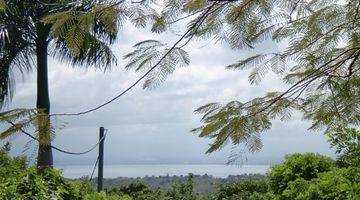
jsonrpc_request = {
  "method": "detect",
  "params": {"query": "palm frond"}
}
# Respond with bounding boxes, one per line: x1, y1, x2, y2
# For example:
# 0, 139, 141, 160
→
0, 34, 33, 107
0, 109, 37, 140
43, 1, 127, 70
0, 0, 36, 107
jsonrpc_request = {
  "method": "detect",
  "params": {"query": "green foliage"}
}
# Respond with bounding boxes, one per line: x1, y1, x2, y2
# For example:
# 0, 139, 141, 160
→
100, 174, 265, 196
0, 0, 34, 106
0, 109, 37, 139
1, 145, 359, 199
84, 191, 131, 200
41, 2, 123, 68
191, 100, 269, 154
183, 0, 206, 13
0, 144, 134, 200
186, 0, 360, 156
281, 167, 360, 200
0, 108, 60, 149
124, 40, 189, 89
214, 179, 271, 200
108, 174, 203, 200
268, 153, 335, 195
103, 152, 360, 200
0, 145, 79, 199
165, 174, 198, 200
264, 152, 360, 199
108, 180, 164, 200
328, 127, 360, 167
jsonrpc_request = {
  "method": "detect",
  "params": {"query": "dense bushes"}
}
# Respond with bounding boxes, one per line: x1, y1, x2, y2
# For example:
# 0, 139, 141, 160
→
0, 144, 127, 200
101, 174, 266, 195
211, 152, 359, 200
213, 179, 271, 200
107, 181, 163, 200
0, 144, 76, 199
268, 153, 335, 195
0, 128, 359, 199
1, 149, 359, 200
107, 175, 206, 200
328, 128, 360, 167
281, 167, 360, 200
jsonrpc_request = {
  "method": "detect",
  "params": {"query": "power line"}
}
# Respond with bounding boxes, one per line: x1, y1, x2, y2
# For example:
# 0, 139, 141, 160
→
7, 120, 108, 184
49, 2, 220, 117
89, 156, 99, 182
6, 120, 106, 155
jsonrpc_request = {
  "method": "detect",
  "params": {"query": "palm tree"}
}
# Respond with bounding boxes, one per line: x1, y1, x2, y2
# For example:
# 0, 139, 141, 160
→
0, 0, 121, 172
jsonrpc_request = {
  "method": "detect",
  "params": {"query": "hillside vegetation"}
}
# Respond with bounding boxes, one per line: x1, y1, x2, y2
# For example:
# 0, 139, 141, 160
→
1, 128, 359, 200
98, 174, 266, 195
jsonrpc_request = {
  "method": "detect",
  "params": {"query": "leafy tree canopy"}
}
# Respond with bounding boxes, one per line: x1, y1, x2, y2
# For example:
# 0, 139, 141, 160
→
124, 0, 360, 157
328, 127, 360, 167
267, 153, 335, 195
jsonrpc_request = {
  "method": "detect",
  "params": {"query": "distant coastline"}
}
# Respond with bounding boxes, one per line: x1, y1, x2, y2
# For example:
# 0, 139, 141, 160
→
57, 164, 270, 179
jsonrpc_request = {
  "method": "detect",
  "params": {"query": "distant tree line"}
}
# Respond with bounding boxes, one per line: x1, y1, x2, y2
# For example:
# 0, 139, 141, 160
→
94, 173, 266, 195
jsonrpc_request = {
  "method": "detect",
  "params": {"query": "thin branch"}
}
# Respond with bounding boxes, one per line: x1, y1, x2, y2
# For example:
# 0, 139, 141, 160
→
168, 9, 206, 24
328, 78, 342, 119
348, 50, 360, 77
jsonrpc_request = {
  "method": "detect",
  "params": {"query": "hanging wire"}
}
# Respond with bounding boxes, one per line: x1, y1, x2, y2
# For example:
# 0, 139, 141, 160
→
89, 156, 100, 183
7, 120, 107, 155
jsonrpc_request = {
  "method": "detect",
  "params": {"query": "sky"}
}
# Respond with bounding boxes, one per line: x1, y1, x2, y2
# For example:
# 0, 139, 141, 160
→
5, 20, 335, 166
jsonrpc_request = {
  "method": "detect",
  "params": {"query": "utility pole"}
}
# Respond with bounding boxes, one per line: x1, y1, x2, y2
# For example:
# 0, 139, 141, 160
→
97, 127, 105, 192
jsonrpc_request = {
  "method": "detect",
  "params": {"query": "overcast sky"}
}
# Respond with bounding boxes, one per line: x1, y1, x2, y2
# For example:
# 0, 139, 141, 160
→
5, 21, 335, 166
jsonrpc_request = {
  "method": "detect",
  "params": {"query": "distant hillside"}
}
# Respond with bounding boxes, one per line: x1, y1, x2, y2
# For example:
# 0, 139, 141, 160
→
98, 174, 266, 195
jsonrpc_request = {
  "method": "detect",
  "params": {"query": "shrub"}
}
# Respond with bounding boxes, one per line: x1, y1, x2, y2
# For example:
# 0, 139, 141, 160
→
268, 153, 335, 195
281, 167, 360, 200
107, 180, 163, 200
107, 174, 203, 200
214, 179, 269, 200
0, 144, 82, 199
328, 128, 360, 167
84, 191, 131, 200
165, 174, 199, 200
0, 144, 132, 200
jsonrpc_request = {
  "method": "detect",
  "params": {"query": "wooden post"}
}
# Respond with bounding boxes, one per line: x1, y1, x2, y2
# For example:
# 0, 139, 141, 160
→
97, 127, 105, 192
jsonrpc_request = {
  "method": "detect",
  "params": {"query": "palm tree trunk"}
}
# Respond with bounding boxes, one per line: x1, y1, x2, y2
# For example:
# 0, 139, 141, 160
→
35, 24, 53, 173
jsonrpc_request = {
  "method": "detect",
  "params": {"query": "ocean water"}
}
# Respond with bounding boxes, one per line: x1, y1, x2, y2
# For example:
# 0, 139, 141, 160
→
56, 164, 270, 179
